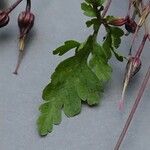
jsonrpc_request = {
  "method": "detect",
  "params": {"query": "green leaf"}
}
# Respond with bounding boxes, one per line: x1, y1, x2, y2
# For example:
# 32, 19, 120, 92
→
37, 36, 105, 136
97, 0, 105, 5
89, 42, 112, 82
86, 19, 96, 27
53, 40, 80, 56
110, 27, 124, 49
105, 15, 116, 22
37, 28, 124, 136
103, 26, 124, 61
102, 34, 112, 60
81, 2, 96, 17
86, 19, 100, 31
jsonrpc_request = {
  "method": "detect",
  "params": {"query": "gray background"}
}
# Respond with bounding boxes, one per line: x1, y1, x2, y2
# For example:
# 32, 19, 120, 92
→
0, 0, 150, 150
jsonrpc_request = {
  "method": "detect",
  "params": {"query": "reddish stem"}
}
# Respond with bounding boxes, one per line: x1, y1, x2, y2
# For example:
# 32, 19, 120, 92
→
26, 0, 31, 12
5, 0, 23, 14
129, 26, 140, 55
114, 66, 150, 150
102, 0, 112, 17
134, 34, 148, 58
127, 0, 132, 16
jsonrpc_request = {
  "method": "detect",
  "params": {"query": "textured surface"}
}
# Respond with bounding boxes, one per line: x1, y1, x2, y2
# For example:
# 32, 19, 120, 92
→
0, 0, 150, 150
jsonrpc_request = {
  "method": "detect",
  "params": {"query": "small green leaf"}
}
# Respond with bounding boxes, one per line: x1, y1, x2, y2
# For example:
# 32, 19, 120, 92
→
81, 2, 96, 17
86, 18, 99, 31
110, 27, 124, 49
110, 27, 124, 37
103, 26, 124, 61
86, 19, 95, 27
53, 40, 80, 56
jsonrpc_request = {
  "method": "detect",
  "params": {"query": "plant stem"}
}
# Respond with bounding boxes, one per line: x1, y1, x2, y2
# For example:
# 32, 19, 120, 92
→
118, 58, 133, 110
114, 66, 150, 150
134, 33, 148, 58
128, 27, 139, 55
13, 35, 26, 75
5, 0, 23, 14
26, 0, 31, 12
127, 0, 132, 16
129, 2, 150, 55
102, 0, 112, 18
94, 0, 112, 40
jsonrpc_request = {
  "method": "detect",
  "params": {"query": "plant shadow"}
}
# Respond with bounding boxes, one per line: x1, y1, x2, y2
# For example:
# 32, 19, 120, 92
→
0, 28, 14, 45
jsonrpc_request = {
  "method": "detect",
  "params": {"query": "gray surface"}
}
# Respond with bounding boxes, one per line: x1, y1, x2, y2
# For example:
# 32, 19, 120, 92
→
0, 0, 150, 150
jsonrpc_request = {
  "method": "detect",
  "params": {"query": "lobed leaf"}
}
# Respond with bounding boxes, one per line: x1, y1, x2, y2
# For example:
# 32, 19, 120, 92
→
37, 36, 105, 136
104, 26, 124, 61
53, 40, 80, 56
81, 2, 96, 17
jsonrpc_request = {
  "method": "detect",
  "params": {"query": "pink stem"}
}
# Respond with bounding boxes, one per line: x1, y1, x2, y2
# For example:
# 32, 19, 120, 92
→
114, 66, 150, 150
26, 0, 31, 12
5, 0, 23, 14
129, 26, 140, 55
102, 0, 112, 17
134, 34, 148, 58
127, 0, 133, 16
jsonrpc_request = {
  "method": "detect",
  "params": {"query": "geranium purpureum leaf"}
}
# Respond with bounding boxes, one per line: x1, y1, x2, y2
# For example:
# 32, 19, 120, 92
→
37, 29, 124, 135
37, 36, 105, 136
53, 40, 80, 56
37, 0, 124, 136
